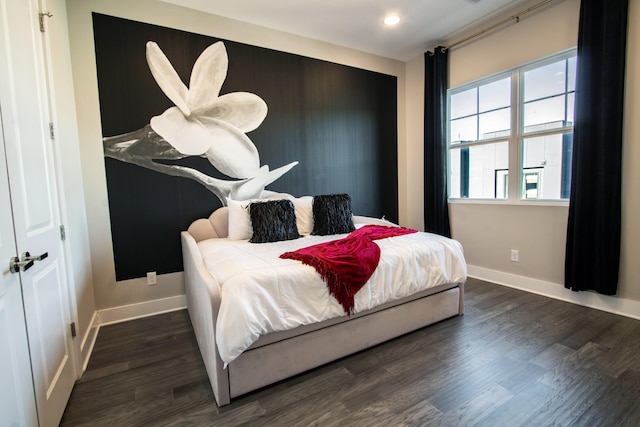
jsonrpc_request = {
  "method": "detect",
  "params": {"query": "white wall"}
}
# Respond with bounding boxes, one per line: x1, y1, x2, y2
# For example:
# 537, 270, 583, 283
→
405, 0, 640, 309
404, 55, 425, 230
46, 0, 97, 369
448, 0, 578, 287
65, 0, 405, 311
620, 0, 640, 302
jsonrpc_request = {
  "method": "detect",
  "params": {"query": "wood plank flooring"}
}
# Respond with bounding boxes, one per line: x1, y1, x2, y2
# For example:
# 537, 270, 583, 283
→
60, 278, 640, 426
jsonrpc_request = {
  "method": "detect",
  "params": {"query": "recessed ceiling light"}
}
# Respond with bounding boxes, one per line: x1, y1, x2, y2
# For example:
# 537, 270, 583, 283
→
384, 15, 400, 26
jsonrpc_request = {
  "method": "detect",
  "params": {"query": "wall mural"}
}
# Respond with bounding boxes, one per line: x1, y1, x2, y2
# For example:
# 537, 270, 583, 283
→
104, 41, 297, 203
93, 13, 398, 281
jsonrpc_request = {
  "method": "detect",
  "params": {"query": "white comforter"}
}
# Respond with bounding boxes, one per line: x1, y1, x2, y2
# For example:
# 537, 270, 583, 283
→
197, 227, 467, 365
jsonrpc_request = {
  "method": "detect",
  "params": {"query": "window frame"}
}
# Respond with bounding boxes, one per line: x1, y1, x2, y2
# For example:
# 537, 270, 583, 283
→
447, 48, 577, 206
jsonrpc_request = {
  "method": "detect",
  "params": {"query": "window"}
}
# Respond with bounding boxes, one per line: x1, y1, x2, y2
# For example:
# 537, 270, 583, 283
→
448, 50, 576, 201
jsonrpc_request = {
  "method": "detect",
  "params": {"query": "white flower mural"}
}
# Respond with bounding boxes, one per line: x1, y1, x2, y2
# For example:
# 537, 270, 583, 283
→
103, 41, 298, 203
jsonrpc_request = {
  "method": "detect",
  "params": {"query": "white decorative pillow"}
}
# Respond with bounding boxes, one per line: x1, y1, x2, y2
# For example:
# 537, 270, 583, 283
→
227, 198, 253, 240
292, 196, 314, 235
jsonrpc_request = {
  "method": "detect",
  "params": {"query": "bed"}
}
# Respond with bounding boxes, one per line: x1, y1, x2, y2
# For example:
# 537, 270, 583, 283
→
181, 194, 467, 406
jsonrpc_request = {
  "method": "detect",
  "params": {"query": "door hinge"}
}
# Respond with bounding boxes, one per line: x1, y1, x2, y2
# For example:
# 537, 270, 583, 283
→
49, 122, 55, 140
59, 225, 66, 241
70, 322, 76, 338
39, 12, 53, 33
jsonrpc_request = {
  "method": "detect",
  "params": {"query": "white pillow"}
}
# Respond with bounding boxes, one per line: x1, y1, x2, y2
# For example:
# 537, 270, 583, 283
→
227, 198, 253, 240
292, 196, 314, 235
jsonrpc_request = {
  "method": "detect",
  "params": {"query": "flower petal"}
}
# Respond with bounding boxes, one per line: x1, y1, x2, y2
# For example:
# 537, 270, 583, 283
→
230, 162, 299, 200
200, 117, 261, 179
150, 107, 211, 155
146, 42, 190, 116
187, 42, 228, 112
200, 92, 268, 132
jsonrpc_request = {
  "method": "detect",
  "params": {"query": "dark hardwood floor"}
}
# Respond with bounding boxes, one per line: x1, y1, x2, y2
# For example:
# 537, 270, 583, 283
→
60, 278, 640, 426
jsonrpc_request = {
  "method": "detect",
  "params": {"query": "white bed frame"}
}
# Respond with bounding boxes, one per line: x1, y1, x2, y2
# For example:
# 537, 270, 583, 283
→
181, 207, 465, 406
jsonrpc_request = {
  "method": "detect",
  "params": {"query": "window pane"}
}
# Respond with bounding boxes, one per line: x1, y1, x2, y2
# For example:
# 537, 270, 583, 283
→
479, 77, 510, 112
523, 95, 567, 131
450, 141, 509, 199
479, 107, 510, 140
450, 116, 477, 144
451, 88, 477, 119
567, 92, 575, 125
567, 56, 576, 92
521, 133, 572, 200
524, 60, 566, 102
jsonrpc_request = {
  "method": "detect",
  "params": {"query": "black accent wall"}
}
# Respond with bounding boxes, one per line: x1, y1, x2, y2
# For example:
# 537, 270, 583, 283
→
93, 13, 398, 281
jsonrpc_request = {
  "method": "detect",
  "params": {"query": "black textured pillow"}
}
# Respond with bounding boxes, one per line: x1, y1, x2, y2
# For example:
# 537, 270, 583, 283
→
249, 199, 301, 243
311, 194, 356, 236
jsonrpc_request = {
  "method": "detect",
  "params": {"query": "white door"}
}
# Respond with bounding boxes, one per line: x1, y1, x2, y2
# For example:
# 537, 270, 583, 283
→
0, 0, 76, 426
0, 110, 39, 427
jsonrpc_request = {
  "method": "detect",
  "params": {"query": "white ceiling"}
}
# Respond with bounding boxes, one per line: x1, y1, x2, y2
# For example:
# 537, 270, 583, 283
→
161, 0, 537, 61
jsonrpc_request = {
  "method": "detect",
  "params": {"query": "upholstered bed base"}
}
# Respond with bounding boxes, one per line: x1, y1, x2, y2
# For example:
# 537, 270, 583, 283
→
181, 230, 464, 407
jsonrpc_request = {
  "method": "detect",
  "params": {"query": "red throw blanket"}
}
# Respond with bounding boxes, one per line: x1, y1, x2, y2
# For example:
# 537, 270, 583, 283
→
280, 225, 418, 315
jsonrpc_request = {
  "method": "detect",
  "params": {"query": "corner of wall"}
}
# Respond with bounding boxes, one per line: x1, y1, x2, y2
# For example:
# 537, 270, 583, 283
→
79, 310, 100, 373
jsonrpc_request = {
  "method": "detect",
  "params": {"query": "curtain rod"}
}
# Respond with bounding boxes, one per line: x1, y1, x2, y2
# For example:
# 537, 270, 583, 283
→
444, 0, 554, 51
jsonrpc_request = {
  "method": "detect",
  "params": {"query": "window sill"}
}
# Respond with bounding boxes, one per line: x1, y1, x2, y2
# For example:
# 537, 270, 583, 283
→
448, 198, 569, 208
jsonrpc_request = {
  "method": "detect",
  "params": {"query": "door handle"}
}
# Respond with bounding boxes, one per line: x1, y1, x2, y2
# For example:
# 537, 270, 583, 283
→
9, 257, 34, 274
22, 251, 48, 262
8, 252, 48, 274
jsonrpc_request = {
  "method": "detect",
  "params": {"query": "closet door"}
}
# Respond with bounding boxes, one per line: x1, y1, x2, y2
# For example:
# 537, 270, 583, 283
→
0, 110, 39, 427
0, 0, 76, 425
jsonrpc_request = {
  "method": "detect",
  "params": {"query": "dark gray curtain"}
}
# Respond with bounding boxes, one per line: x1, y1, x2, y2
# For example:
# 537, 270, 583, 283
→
424, 47, 451, 237
565, 0, 629, 294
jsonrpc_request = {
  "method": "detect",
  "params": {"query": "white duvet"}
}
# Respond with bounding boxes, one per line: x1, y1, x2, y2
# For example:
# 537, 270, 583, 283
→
197, 226, 467, 365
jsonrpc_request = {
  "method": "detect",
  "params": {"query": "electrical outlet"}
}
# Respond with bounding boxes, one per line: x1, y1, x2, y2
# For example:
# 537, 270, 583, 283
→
147, 271, 157, 286
510, 249, 519, 262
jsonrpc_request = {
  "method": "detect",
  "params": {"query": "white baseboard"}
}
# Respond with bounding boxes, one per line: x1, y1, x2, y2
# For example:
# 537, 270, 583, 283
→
468, 265, 640, 321
79, 311, 100, 373
97, 294, 187, 326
